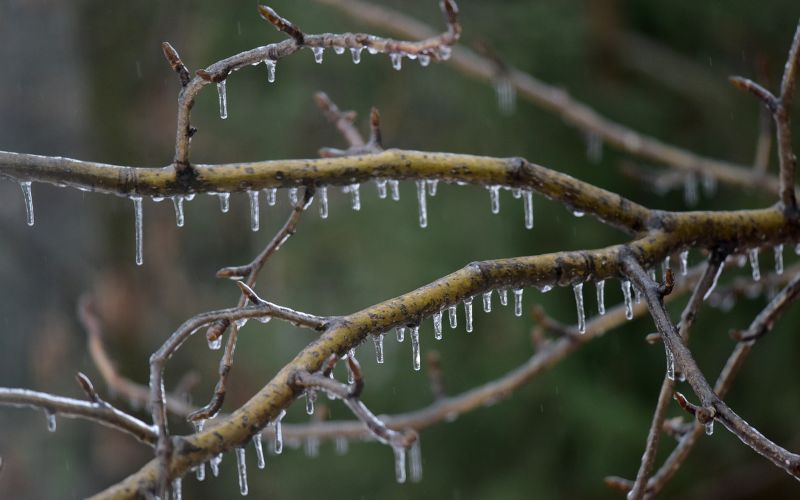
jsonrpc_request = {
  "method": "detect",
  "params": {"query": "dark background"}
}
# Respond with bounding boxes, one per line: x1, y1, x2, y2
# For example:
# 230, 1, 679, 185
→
1, 0, 799, 498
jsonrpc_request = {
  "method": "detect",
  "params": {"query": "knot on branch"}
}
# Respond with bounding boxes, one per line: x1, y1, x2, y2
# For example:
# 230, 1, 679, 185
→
257, 5, 305, 45
161, 42, 191, 87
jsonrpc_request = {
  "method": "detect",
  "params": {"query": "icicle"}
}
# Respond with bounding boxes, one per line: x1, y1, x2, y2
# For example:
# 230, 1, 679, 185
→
273, 409, 286, 454
749, 248, 760, 281
622, 280, 633, 320
666, 347, 675, 381
523, 190, 534, 229
679, 250, 689, 276
210, 454, 222, 477
411, 325, 421, 371
311, 47, 324, 64
319, 186, 328, 219
482, 291, 492, 313
347, 183, 361, 210
705, 420, 714, 436
207, 334, 222, 350
217, 80, 228, 119
266, 188, 277, 206
684, 172, 698, 206
499, 289, 508, 306
350, 47, 362, 64
172, 196, 185, 227
373, 333, 384, 364
215, 192, 230, 213
131, 196, 143, 266
305, 437, 320, 458
774, 244, 784, 275
585, 132, 602, 164
495, 79, 516, 115
346, 349, 356, 384
416, 180, 428, 228
335, 436, 349, 455
464, 297, 474, 333
426, 179, 438, 196
248, 191, 260, 231
513, 288, 523, 317
288, 187, 299, 205
448, 305, 457, 329
172, 478, 182, 500
418, 54, 431, 66
264, 59, 276, 83
393, 446, 407, 483
376, 179, 388, 199
703, 262, 725, 301
20, 181, 34, 226
235, 447, 248, 496
305, 389, 316, 415
390, 53, 403, 70
389, 180, 400, 200
45, 410, 56, 432
596, 280, 606, 315
333, 46, 345, 55
488, 185, 501, 214
195, 462, 206, 482
433, 311, 443, 340
410, 440, 423, 483
396, 326, 405, 342
573, 283, 586, 334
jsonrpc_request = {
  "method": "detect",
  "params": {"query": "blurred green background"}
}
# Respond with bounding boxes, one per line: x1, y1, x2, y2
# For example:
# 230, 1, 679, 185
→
1, 0, 800, 498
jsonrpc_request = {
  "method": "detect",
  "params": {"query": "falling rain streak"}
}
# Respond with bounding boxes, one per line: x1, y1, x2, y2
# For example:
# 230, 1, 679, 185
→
132, 196, 143, 266
20, 181, 33, 226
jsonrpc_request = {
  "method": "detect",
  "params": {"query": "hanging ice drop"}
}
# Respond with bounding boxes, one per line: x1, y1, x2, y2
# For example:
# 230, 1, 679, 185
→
418, 54, 431, 66
523, 191, 534, 229
207, 334, 222, 350
464, 297, 474, 333
46, 410, 56, 432
333, 46, 345, 55
416, 180, 428, 228
347, 183, 361, 211
350, 47, 362, 64
319, 186, 328, 218
396, 326, 406, 342
389, 180, 400, 200
217, 192, 230, 213
622, 280, 633, 320
217, 80, 228, 119
775, 244, 784, 275
172, 478, 182, 500
236, 447, 248, 496
411, 325, 421, 371
273, 409, 286, 454
20, 181, 33, 226
264, 59, 276, 83
312, 47, 324, 64
132, 196, 143, 266
373, 333, 384, 364
393, 445, 407, 483
705, 420, 714, 436
426, 179, 438, 196
288, 187, 298, 205
448, 305, 457, 329
390, 53, 403, 70
482, 291, 492, 313
266, 187, 277, 206
376, 179, 388, 199
305, 389, 316, 415
749, 248, 760, 281
248, 191, 260, 231
499, 289, 508, 306
210, 454, 222, 477
679, 250, 689, 275
513, 288, 523, 317
488, 185, 501, 214
573, 283, 586, 334
596, 280, 605, 315
172, 196, 185, 227
433, 311, 443, 340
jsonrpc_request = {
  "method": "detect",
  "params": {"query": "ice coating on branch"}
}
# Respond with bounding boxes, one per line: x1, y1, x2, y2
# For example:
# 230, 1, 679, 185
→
217, 192, 230, 213
172, 196, 185, 227
264, 59, 276, 83
679, 250, 689, 276
312, 47, 324, 64
410, 440, 423, 483
346, 349, 357, 384
416, 180, 428, 228
393, 445, 407, 483
448, 305, 457, 329
666, 347, 675, 381
217, 80, 228, 119
346, 184, 361, 211
622, 280, 633, 320
774, 244, 784, 275
19, 181, 33, 226
376, 179, 388, 199
573, 283, 586, 334
523, 191, 534, 229
389, 180, 400, 201
266, 187, 277, 206
273, 409, 286, 454
483, 291, 492, 313
464, 297, 474, 333
248, 191, 260, 231
596, 280, 605, 315
236, 447, 248, 495
45, 410, 56, 432
334, 46, 345, 55
131, 196, 143, 266
172, 478, 182, 500
390, 53, 403, 70
426, 179, 438, 196
703, 262, 725, 301
705, 420, 714, 436
350, 47, 362, 64
396, 326, 406, 342
513, 288, 524, 317
499, 288, 508, 306
411, 325, 421, 371
749, 248, 760, 281
319, 186, 328, 218
289, 187, 299, 205
433, 311, 443, 340
373, 333, 384, 363
210, 453, 222, 477
488, 185, 501, 214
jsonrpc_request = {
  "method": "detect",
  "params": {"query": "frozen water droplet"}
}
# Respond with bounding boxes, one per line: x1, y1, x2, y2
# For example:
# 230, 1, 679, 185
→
703, 262, 725, 301
511, 188, 522, 199
573, 283, 586, 334
289, 187, 299, 205
705, 420, 714, 436
373, 333, 384, 363
411, 325, 421, 371
513, 288, 524, 317
774, 244, 784, 275
389, 180, 400, 201
684, 172, 698, 206
273, 409, 286, 454
585, 132, 603, 164
499, 289, 508, 306
448, 305, 457, 329
346, 183, 361, 210
346, 349, 356, 384
236, 447, 248, 495
393, 446, 407, 483
319, 186, 329, 218
376, 179, 388, 199
248, 191, 260, 231
482, 291, 492, 313
749, 248, 760, 281
210, 453, 222, 477
523, 191, 534, 229
185, 193, 196, 201
305, 388, 316, 415
416, 180, 428, 228
488, 185, 501, 214
539, 284, 553, 293
217, 80, 228, 120
679, 250, 689, 276
622, 280, 633, 320
172, 196, 185, 227
396, 326, 406, 342
195, 461, 206, 481
433, 311, 443, 340
572, 210, 585, 218
335, 436, 349, 455
334, 46, 345, 55
152, 196, 164, 202
264, 59, 276, 83
172, 478, 182, 500
266, 188, 277, 206
312, 47, 324, 64
666, 347, 675, 381
426, 179, 438, 196
495, 78, 516, 115
367, 46, 379, 55
235, 318, 248, 330
464, 297, 474, 333
20, 181, 34, 226
350, 47, 362, 64
438, 46, 452, 60
410, 440, 423, 483
217, 192, 230, 213
390, 53, 402, 70
46, 410, 56, 432
419, 54, 431, 66
132, 196, 143, 266
596, 280, 605, 315
207, 332, 222, 350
